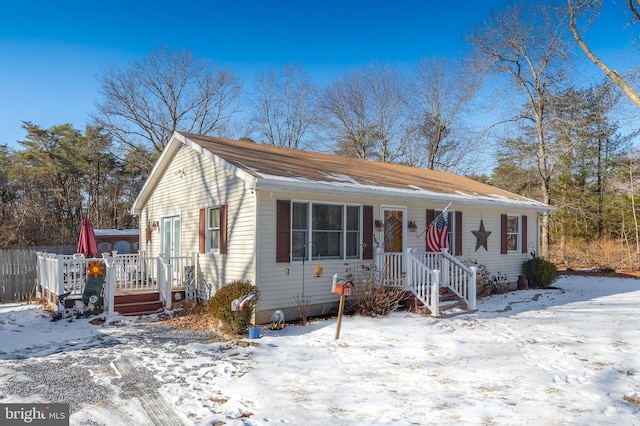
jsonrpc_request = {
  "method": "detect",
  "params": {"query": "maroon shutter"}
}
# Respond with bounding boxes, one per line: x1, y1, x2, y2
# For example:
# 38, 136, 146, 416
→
521, 215, 527, 254
220, 204, 228, 255
199, 208, 206, 254
501, 214, 508, 255
276, 200, 291, 263
454, 211, 462, 256
363, 206, 373, 259
426, 209, 435, 226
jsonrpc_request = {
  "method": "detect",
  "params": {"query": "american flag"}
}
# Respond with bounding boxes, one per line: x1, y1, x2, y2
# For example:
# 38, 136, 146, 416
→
426, 208, 449, 253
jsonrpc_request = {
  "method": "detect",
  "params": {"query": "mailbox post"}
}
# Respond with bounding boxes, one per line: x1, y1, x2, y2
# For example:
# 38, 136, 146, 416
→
332, 274, 354, 339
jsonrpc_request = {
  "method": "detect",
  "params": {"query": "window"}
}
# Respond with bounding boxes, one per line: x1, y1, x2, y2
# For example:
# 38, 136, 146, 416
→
291, 202, 360, 261
199, 205, 227, 255
506, 215, 520, 252
208, 207, 221, 253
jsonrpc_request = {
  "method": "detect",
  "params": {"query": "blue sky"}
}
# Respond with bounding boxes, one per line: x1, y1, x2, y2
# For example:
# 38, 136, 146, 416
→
0, 0, 635, 148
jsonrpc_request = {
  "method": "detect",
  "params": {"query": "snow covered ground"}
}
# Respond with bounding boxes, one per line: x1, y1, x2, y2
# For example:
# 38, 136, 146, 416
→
1, 274, 640, 425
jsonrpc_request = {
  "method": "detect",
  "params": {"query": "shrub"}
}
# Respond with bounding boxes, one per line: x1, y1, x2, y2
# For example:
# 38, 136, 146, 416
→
522, 258, 559, 288
346, 263, 406, 316
207, 280, 259, 334
462, 259, 513, 297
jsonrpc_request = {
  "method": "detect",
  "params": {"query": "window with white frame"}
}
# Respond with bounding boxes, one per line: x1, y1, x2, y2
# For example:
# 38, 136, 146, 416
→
506, 215, 520, 252
292, 202, 360, 261
208, 207, 221, 252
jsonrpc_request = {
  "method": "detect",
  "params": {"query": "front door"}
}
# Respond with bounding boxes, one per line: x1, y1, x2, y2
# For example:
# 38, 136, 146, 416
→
380, 206, 406, 286
162, 215, 181, 275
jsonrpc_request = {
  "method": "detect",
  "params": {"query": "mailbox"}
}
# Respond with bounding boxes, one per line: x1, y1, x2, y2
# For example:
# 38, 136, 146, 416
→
335, 280, 354, 295
332, 273, 339, 293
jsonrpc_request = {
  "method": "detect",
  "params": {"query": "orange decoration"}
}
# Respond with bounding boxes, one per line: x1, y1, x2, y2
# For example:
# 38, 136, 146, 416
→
86, 261, 105, 279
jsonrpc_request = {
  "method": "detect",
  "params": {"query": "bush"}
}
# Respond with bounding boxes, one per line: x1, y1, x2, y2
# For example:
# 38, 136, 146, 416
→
522, 258, 559, 288
207, 280, 259, 334
346, 263, 406, 316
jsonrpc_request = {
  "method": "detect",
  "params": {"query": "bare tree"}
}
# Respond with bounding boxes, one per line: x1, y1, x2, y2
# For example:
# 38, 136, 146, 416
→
250, 64, 318, 149
319, 64, 410, 162
467, 1, 569, 258
568, 0, 640, 108
94, 46, 242, 159
407, 56, 481, 171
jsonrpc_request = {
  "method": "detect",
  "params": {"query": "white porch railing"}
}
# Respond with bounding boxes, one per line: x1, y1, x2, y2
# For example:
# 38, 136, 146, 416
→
439, 250, 477, 311
36, 251, 194, 317
377, 252, 407, 287
377, 248, 477, 316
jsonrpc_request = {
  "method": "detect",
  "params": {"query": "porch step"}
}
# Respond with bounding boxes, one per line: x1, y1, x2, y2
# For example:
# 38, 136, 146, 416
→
403, 287, 475, 318
114, 292, 164, 316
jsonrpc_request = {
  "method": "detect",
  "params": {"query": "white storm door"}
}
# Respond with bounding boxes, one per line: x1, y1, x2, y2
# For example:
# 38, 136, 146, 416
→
162, 216, 181, 274
380, 207, 406, 287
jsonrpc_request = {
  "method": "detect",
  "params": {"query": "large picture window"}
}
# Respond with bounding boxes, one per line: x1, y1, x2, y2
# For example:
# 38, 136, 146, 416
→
291, 202, 361, 261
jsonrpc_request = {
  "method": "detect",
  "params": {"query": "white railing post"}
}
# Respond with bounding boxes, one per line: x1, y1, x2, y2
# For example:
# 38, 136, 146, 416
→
102, 253, 115, 317
441, 248, 449, 289
56, 254, 65, 298
406, 248, 413, 291
156, 256, 165, 304
165, 260, 172, 311
469, 266, 477, 310
194, 251, 200, 299
431, 269, 440, 317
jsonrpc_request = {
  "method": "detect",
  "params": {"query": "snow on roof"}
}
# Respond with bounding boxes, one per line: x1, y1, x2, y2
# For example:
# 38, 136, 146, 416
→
177, 132, 551, 211
94, 229, 139, 236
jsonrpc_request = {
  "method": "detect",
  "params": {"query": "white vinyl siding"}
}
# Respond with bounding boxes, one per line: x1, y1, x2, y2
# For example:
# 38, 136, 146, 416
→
140, 145, 257, 291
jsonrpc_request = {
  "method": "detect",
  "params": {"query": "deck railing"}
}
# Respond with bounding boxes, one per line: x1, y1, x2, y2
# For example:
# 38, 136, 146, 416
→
35, 251, 194, 317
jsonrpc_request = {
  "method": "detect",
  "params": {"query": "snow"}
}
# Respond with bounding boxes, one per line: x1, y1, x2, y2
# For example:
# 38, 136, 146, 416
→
2, 275, 640, 425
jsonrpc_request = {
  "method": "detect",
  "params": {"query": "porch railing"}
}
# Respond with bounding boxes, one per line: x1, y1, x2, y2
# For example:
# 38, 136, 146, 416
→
439, 250, 476, 310
406, 249, 441, 315
36, 251, 194, 317
377, 248, 477, 316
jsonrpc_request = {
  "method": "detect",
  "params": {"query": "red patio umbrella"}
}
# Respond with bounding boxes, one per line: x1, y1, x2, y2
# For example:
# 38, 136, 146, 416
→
77, 218, 98, 257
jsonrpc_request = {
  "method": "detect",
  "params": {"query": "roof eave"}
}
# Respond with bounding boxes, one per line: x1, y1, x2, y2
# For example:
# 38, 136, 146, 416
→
254, 177, 554, 212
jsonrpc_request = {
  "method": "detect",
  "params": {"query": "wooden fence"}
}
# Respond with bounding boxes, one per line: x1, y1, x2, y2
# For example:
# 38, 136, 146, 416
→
0, 246, 76, 303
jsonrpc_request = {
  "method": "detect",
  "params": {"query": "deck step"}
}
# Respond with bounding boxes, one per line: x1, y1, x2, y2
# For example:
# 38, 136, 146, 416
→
113, 292, 163, 316
117, 307, 165, 317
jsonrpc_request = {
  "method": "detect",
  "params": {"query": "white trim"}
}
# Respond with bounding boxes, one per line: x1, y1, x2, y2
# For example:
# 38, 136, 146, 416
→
255, 180, 552, 212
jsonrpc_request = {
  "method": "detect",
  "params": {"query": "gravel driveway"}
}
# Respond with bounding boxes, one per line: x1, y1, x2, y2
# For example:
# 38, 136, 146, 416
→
0, 319, 235, 425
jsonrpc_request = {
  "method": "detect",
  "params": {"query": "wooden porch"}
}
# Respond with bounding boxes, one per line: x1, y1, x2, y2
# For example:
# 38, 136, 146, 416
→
36, 252, 200, 318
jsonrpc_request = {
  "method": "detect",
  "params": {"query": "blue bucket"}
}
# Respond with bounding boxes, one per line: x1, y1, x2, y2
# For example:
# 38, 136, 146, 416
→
248, 326, 261, 339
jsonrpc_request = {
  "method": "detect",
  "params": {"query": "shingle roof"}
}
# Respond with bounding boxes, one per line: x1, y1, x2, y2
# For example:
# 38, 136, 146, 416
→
179, 132, 548, 210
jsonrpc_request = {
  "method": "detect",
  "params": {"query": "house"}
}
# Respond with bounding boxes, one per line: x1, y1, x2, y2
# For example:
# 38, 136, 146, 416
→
94, 229, 140, 255
130, 132, 552, 323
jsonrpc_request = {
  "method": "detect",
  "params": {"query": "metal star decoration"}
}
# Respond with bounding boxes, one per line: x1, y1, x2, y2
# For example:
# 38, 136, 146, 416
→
472, 220, 491, 251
